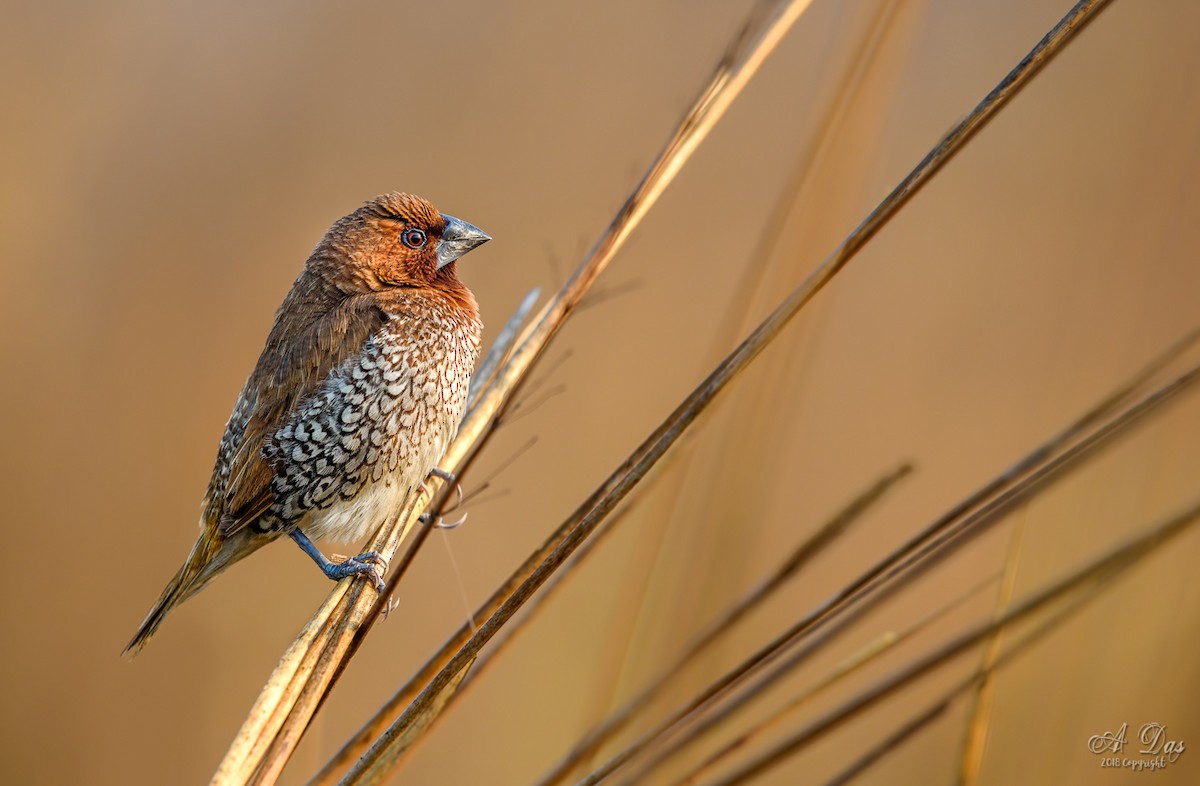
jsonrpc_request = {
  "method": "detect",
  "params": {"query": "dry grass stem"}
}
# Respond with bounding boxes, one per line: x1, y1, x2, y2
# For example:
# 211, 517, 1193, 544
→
460, 0, 823, 426
812, 574, 1124, 786
817, 701, 951, 786
706, 527, 1189, 786
536, 464, 913, 786
956, 513, 1027, 785
212, 498, 415, 786
565, 351, 1200, 786
646, 574, 1000, 786
467, 287, 541, 409
706, 0, 904, 357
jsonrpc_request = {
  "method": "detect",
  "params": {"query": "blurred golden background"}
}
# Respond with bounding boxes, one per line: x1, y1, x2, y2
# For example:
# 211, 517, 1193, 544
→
2, 0, 1198, 784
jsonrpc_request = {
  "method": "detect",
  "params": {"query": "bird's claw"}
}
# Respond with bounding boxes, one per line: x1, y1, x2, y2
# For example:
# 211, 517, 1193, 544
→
352, 550, 388, 569
417, 468, 466, 528
437, 511, 468, 530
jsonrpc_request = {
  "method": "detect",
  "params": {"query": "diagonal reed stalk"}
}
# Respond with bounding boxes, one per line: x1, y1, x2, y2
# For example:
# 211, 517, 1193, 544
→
812, 574, 1109, 786
584, 340, 1197, 786
702, 497, 1200, 785
818, 701, 951, 786
652, 573, 1001, 786
573, 353, 1200, 786
956, 509, 1028, 786
325, 1, 1124, 783
523, 464, 912, 786
811, 572, 1118, 786
217, 0, 825, 782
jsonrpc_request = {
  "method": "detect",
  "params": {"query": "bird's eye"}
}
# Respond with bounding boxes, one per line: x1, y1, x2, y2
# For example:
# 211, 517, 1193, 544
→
401, 227, 427, 249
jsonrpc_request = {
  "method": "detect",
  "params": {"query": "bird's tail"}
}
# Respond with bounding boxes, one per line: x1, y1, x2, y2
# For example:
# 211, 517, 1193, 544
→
123, 527, 263, 657
123, 536, 214, 656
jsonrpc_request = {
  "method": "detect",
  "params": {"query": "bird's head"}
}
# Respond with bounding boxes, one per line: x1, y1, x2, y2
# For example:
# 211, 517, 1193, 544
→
315, 192, 490, 293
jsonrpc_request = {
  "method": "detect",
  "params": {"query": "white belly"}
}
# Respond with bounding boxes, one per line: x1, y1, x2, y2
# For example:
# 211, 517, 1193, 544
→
299, 478, 415, 544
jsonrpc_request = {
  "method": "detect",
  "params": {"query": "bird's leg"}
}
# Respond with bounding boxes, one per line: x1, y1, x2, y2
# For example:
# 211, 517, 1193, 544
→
288, 528, 386, 592
429, 467, 455, 483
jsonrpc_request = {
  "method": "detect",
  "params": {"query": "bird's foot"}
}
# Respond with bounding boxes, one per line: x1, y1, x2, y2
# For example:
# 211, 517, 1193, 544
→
324, 551, 388, 592
429, 467, 456, 484
289, 529, 386, 592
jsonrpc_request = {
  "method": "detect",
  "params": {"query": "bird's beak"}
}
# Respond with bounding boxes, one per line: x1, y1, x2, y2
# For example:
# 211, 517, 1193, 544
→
437, 214, 491, 269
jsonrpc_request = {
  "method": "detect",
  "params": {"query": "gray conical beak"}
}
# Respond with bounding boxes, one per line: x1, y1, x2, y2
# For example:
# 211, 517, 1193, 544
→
436, 214, 491, 269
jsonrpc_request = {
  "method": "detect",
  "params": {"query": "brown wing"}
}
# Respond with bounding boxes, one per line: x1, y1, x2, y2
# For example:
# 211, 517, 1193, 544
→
217, 285, 386, 536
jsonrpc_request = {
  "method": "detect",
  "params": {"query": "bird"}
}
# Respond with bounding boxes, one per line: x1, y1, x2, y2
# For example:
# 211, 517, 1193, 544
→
125, 192, 490, 656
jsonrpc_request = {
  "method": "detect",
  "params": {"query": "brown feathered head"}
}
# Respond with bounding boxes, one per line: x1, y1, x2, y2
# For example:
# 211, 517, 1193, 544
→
314, 192, 490, 292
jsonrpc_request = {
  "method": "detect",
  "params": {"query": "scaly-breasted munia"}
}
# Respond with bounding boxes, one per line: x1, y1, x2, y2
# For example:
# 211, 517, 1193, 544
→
126, 192, 489, 655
